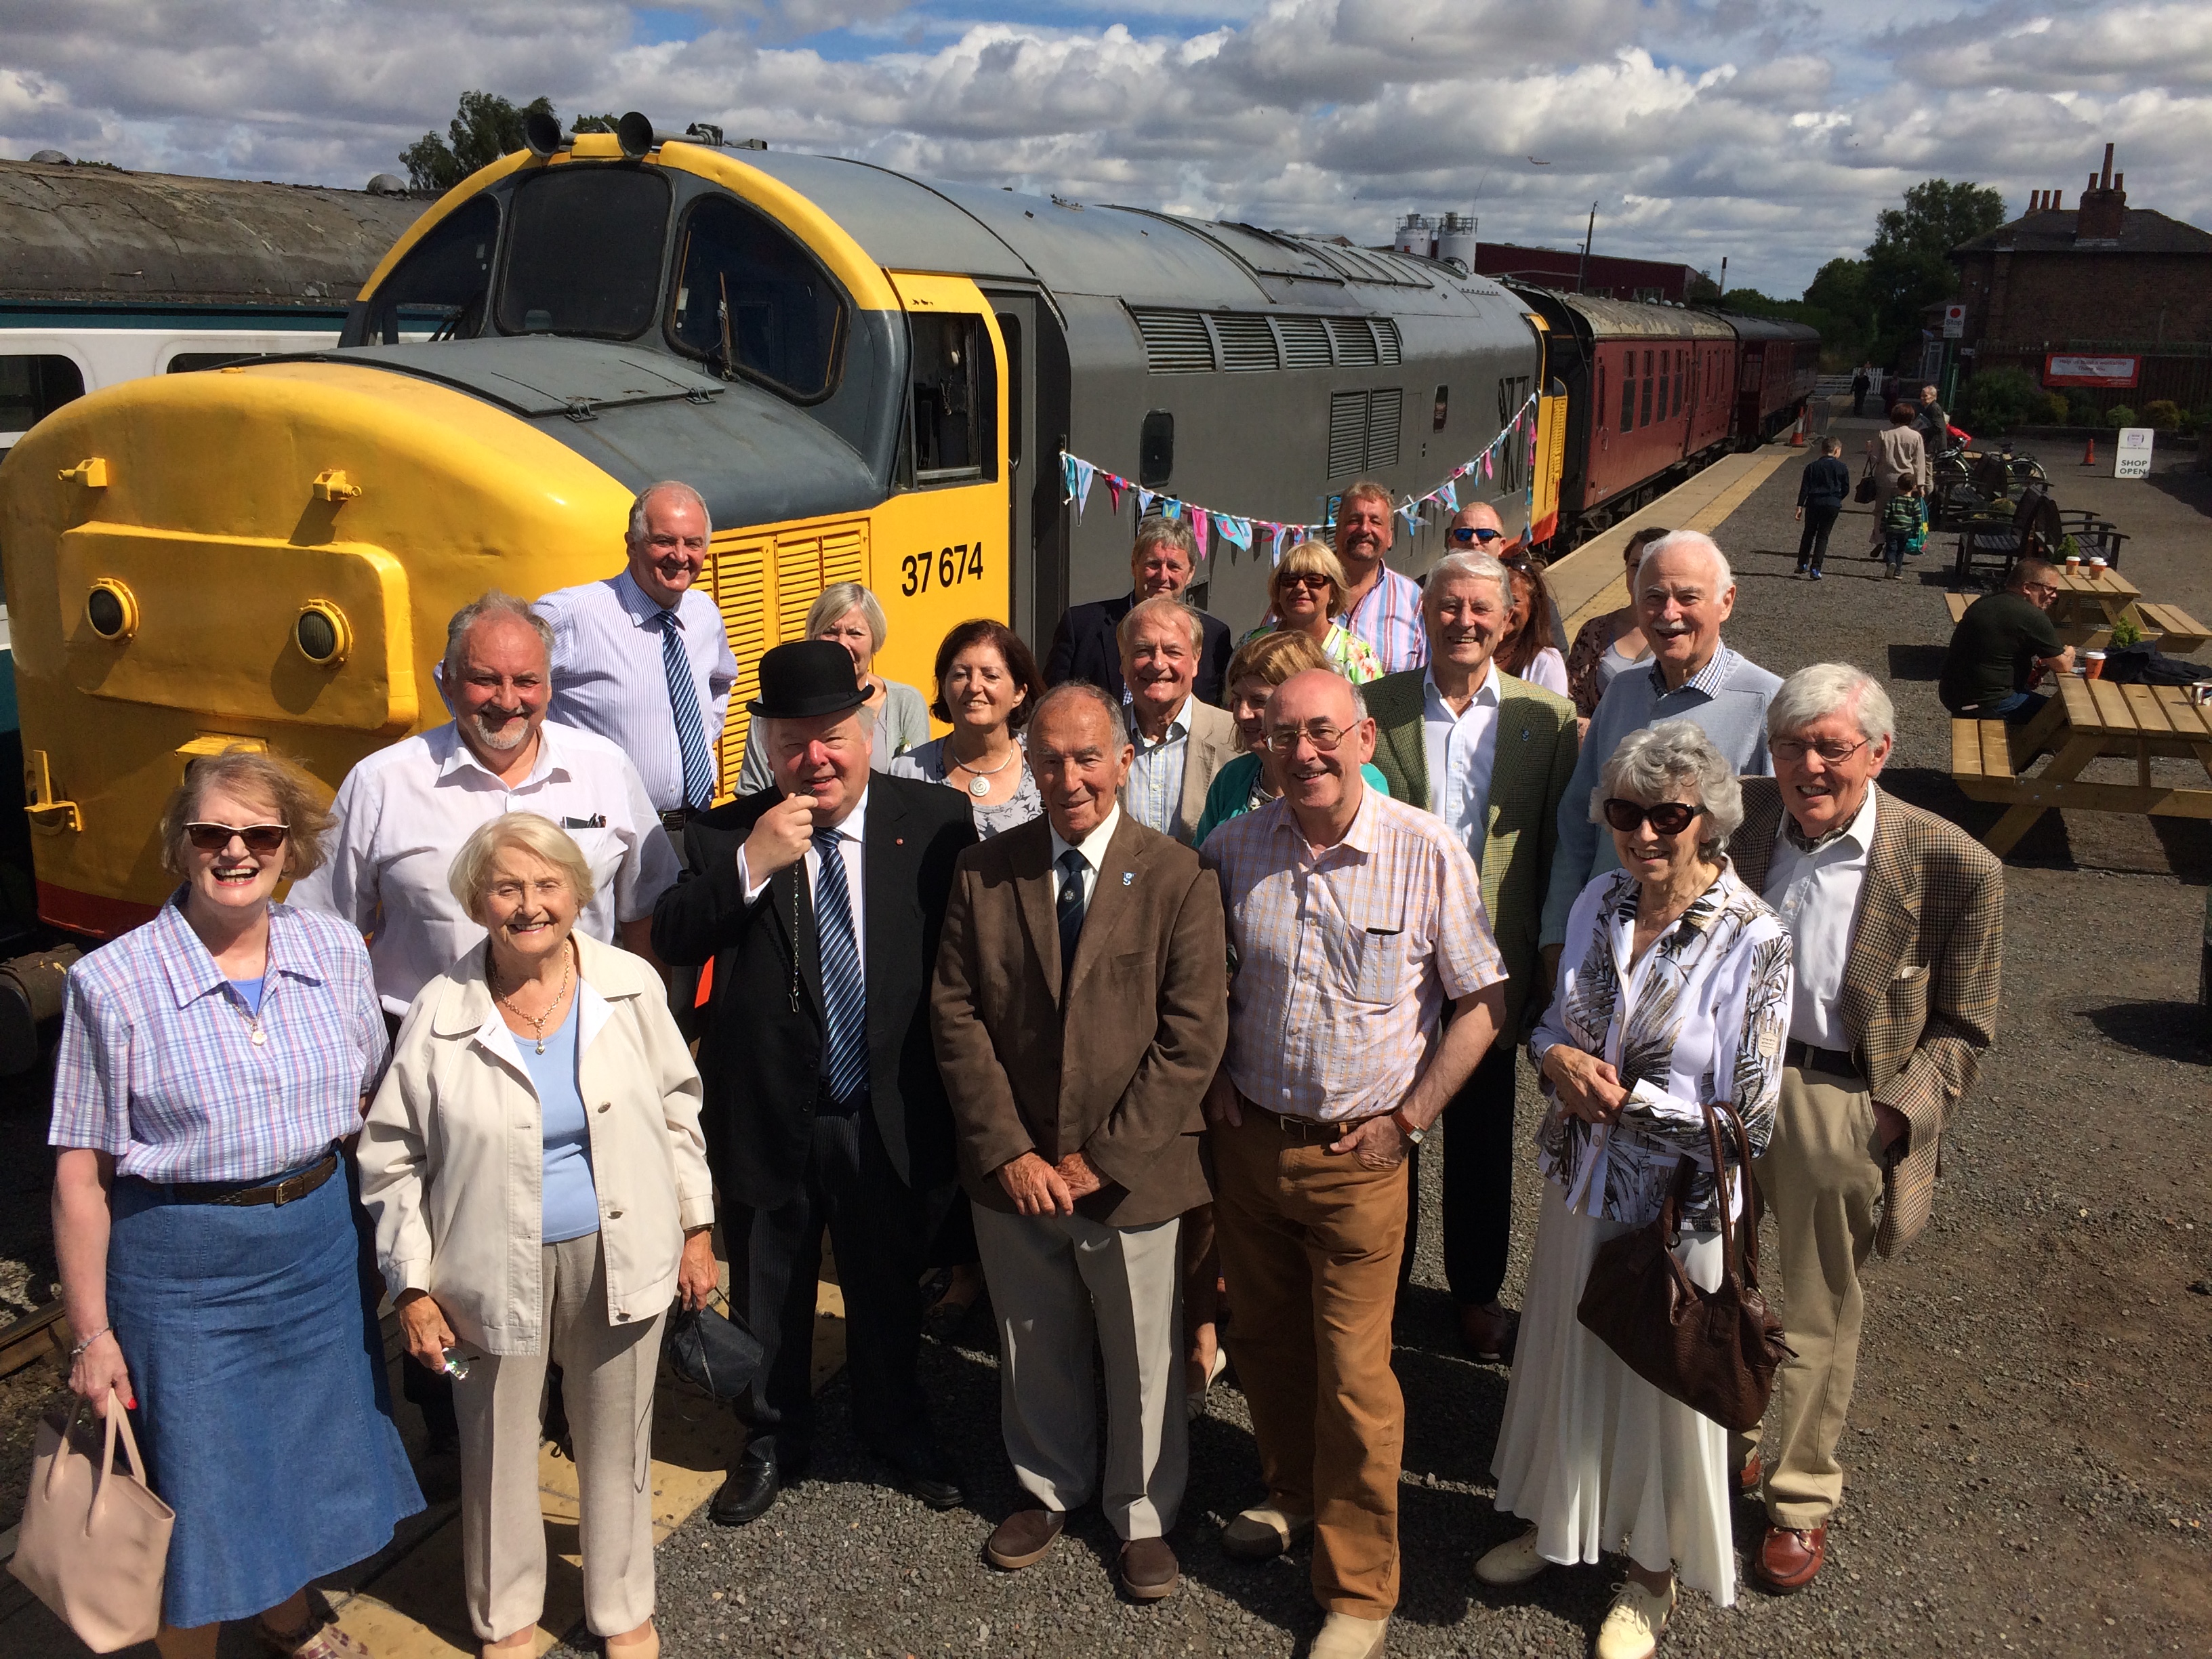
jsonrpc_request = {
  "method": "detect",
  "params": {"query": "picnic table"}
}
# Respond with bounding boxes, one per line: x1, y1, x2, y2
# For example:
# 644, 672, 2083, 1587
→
1952, 674, 2212, 856
1942, 569, 2211, 653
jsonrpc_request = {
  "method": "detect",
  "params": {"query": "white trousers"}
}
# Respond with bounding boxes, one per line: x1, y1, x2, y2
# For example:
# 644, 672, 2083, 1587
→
972, 1204, 1186, 1540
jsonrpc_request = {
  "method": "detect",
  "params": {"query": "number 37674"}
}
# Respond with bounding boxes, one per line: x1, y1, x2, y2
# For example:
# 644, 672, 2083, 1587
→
900, 542, 985, 596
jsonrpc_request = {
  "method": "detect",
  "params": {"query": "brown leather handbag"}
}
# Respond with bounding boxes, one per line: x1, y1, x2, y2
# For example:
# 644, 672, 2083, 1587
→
1575, 1102, 1793, 1431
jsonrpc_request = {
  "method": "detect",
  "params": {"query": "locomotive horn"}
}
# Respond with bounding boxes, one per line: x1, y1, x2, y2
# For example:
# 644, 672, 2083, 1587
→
523, 109, 565, 159
617, 111, 657, 160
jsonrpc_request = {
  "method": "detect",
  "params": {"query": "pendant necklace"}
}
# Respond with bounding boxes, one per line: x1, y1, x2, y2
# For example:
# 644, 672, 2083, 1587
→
952, 745, 1017, 798
492, 945, 574, 1054
230, 996, 268, 1046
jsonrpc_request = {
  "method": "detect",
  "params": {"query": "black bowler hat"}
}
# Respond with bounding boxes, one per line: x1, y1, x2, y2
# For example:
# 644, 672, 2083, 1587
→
748, 639, 868, 720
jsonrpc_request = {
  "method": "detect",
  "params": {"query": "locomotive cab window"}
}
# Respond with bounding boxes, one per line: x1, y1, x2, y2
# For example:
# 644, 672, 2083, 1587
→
899, 312, 995, 487
497, 167, 670, 340
0, 354, 85, 443
668, 193, 847, 401
363, 196, 499, 345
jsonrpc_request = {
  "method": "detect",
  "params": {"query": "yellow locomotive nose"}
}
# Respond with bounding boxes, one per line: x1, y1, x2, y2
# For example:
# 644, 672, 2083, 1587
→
0, 359, 633, 933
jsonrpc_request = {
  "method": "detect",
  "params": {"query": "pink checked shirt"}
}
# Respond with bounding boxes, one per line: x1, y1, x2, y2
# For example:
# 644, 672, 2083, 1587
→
1343, 565, 1429, 676
1203, 787, 1504, 1122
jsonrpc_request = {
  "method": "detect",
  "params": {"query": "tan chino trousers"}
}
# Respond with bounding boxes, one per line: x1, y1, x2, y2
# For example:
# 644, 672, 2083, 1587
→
452, 1235, 665, 1641
1743, 1063, 1887, 1531
1212, 1104, 1409, 1617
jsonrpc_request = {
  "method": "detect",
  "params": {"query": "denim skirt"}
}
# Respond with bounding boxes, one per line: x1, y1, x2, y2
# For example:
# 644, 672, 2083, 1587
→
108, 1151, 424, 1627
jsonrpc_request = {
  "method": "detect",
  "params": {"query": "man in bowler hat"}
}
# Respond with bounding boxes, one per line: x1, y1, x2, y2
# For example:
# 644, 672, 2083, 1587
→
653, 640, 978, 1523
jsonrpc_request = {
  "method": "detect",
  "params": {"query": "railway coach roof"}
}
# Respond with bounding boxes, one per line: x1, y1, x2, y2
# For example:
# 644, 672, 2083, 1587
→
1706, 309, 1821, 344
1559, 292, 1734, 340
0, 157, 424, 306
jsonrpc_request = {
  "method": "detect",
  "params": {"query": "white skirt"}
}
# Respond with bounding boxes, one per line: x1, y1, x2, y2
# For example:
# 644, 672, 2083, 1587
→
1490, 1181, 1736, 1604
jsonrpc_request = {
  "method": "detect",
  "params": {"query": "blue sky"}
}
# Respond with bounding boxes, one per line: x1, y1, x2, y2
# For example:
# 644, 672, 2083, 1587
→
1, 1, 2203, 295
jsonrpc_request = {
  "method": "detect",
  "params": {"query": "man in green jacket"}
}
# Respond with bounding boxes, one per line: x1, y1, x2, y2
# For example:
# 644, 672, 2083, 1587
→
1364, 550, 1578, 1360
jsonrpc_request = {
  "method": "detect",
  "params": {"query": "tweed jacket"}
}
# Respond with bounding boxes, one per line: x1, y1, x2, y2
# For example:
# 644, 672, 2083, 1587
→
1364, 665, 1580, 1036
1732, 779, 2003, 1256
1126, 697, 1242, 846
930, 814, 1228, 1227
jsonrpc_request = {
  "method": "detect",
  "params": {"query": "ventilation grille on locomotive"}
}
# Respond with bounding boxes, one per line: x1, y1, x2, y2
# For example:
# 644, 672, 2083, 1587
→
1328, 388, 1404, 478
1131, 307, 1403, 375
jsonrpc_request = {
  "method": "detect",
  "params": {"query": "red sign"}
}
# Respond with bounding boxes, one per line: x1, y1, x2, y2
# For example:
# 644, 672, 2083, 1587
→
2044, 354, 2139, 388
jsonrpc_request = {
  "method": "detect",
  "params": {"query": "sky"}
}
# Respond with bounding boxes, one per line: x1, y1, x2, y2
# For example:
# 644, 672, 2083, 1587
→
1, 1, 2205, 295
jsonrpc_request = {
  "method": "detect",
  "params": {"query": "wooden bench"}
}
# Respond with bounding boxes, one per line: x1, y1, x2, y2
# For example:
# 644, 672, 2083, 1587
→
1944, 592, 1973, 623
1950, 718, 2017, 789
2135, 602, 2212, 653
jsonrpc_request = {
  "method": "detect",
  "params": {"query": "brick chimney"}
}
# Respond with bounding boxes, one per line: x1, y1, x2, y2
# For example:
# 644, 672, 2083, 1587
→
2077, 143, 2127, 241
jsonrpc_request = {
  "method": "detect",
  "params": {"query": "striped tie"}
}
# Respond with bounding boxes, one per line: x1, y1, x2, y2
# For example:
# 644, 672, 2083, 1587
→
657, 609, 717, 811
811, 830, 869, 1105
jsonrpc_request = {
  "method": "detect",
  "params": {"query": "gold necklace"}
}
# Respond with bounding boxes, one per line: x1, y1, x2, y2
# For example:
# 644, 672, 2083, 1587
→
491, 943, 573, 1054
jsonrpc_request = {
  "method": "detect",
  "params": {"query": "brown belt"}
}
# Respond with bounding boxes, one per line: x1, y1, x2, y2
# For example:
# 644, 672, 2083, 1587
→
134, 1150, 340, 1208
1237, 1094, 1382, 1144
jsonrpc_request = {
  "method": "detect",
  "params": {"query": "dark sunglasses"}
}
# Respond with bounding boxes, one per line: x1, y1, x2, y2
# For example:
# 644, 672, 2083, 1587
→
1601, 799, 1698, 836
186, 822, 289, 854
1448, 526, 1504, 545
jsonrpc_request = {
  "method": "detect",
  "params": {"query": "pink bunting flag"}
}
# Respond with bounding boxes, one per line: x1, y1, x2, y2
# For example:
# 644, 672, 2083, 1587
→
1191, 508, 1210, 560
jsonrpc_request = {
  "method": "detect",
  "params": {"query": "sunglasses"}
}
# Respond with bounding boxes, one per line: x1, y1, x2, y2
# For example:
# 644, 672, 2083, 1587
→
1448, 526, 1504, 545
1601, 799, 1698, 836
185, 822, 289, 854
1279, 572, 1333, 590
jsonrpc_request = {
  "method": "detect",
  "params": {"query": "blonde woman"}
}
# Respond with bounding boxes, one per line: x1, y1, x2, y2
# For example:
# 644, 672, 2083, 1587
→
739, 582, 930, 790
361, 813, 715, 1659
1244, 540, 1386, 684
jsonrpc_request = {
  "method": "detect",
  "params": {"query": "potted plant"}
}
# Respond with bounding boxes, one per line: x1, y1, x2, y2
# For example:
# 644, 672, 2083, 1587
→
2109, 615, 2145, 649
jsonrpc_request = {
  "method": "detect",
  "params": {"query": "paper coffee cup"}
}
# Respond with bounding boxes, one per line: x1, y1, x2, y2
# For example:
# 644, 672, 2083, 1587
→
2085, 650, 2106, 680
2065, 556, 2081, 569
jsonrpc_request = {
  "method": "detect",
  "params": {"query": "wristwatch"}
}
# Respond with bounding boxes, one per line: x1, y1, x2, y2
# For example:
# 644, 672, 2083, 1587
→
1389, 1107, 1427, 1147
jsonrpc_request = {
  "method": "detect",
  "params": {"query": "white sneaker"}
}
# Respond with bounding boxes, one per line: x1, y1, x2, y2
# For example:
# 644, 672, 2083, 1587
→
1595, 1575, 1677, 1659
1307, 1610, 1389, 1659
1473, 1528, 1551, 1586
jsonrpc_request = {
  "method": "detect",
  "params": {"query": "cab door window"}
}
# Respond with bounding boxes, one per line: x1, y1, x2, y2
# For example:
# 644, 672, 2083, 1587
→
668, 193, 847, 401
361, 196, 499, 344
0, 354, 84, 446
899, 312, 996, 487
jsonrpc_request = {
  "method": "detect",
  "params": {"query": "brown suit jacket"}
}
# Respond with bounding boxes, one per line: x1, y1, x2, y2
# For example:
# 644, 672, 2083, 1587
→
1733, 779, 2003, 1256
930, 813, 1228, 1227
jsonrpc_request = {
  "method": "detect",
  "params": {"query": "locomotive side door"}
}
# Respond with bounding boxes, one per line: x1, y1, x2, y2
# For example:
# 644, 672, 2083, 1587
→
979, 288, 1069, 655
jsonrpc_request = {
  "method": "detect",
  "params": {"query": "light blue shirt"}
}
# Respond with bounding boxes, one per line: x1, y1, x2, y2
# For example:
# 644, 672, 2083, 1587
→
1124, 696, 1191, 836
520, 996, 598, 1245
1420, 663, 1502, 873
1539, 642, 1782, 947
535, 569, 739, 815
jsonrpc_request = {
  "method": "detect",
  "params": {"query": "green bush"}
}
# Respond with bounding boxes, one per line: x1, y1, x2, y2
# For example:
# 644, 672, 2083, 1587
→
2141, 400, 2182, 430
2107, 405, 2137, 428
2068, 391, 2103, 426
2036, 391, 2070, 425
1958, 365, 2042, 433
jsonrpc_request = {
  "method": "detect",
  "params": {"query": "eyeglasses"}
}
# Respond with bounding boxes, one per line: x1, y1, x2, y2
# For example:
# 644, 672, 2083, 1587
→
185, 822, 289, 854
1448, 526, 1504, 545
1264, 722, 1352, 755
1279, 572, 1333, 590
1601, 799, 1698, 836
1771, 736, 1872, 765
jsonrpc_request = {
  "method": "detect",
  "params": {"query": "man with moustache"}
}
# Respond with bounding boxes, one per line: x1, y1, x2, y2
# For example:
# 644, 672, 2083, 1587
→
1334, 480, 1428, 675
1538, 530, 1780, 977
1046, 517, 1235, 705
1203, 670, 1506, 1659
652, 641, 978, 1525
1364, 550, 1579, 1361
1728, 664, 2002, 1593
1118, 597, 1242, 844
931, 682, 1228, 1602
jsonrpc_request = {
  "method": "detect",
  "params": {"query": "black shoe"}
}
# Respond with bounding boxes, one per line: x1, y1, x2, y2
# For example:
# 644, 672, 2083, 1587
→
710, 1452, 783, 1527
884, 1442, 964, 1510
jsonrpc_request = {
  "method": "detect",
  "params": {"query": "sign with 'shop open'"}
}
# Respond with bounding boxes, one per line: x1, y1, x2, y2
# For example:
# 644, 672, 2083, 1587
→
2114, 427, 2154, 480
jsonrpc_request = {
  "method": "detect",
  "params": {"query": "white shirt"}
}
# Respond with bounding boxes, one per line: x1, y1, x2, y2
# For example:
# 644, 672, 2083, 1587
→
1761, 783, 1879, 1049
737, 788, 869, 987
535, 570, 739, 814
1048, 802, 1124, 915
289, 720, 680, 1014
1521, 646, 1570, 699
1124, 695, 1192, 836
1420, 663, 1502, 872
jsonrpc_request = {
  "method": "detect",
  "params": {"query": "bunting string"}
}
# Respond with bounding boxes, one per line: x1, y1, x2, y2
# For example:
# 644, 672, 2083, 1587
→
1059, 391, 1542, 565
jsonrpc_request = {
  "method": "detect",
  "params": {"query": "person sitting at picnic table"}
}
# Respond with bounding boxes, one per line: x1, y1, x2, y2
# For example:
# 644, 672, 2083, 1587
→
1938, 556, 2073, 724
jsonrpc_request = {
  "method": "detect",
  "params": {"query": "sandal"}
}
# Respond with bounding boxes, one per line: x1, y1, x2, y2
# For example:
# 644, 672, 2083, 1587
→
258, 1614, 371, 1659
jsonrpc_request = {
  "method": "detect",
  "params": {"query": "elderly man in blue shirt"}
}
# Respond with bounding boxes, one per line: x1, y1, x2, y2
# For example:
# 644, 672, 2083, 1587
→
1538, 531, 1782, 981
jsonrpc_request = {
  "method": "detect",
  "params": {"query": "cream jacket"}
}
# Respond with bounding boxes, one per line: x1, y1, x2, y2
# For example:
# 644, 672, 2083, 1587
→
359, 931, 714, 1355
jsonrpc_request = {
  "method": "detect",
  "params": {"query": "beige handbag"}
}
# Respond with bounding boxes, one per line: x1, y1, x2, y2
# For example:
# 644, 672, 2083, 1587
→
9, 1391, 175, 1652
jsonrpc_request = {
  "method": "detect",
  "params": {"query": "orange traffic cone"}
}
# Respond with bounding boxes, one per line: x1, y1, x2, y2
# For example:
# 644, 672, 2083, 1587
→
1789, 414, 1805, 447
2082, 436, 2097, 467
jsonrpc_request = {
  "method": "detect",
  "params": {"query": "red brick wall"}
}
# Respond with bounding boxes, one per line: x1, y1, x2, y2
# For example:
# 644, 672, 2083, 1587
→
1955, 250, 2212, 348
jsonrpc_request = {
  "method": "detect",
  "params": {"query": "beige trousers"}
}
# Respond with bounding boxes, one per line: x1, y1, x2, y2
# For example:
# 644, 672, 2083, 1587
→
972, 1205, 1186, 1540
1742, 1063, 1886, 1530
452, 1235, 665, 1641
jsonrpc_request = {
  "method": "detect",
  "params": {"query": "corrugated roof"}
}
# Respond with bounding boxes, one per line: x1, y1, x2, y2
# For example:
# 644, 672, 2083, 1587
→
1952, 207, 2212, 256
1559, 292, 1734, 340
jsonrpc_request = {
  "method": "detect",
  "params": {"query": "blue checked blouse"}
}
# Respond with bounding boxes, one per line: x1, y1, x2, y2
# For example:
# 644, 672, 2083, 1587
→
49, 897, 390, 1184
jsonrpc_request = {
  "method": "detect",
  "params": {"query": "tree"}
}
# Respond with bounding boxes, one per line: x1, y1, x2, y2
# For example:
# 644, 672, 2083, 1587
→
400, 91, 556, 193
1863, 178, 2004, 370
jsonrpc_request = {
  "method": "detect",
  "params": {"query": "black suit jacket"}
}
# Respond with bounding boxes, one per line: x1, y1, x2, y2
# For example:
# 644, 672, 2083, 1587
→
650, 775, 978, 1210
1044, 591, 1233, 705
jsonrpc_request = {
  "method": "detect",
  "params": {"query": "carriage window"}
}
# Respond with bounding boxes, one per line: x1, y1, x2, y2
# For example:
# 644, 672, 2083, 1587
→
1673, 350, 1685, 415
363, 197, 499, 345
497, 167, 669, 340
668, 194, 847, 401
1618, 354, 1634, 434
1657, 358, 1668, 422
1639, 350, 1654, 426
900, 312, 995, 487
0, 354, 84, 442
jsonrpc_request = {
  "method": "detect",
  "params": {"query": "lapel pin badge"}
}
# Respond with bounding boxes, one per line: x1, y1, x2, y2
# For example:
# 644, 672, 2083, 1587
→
1122, 872, 1134, 886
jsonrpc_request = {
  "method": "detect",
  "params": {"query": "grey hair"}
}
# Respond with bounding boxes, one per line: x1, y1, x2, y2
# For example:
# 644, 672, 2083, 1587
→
1768, 663, 1895, 750
1029, 680, 1130, 751
804, 581, 888, 652
1116, 594, 1205, 656
1423, 549, 1513, 611
1636, 529, 1733, 593
625, 480, 713, 544
1131, 514, 1197, 566
1591, 718, 1742, 858
443, 591, 552, 687
447, 811, 598, 922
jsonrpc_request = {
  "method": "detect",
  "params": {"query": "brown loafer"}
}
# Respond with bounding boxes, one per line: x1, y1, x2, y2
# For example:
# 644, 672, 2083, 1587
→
1119, 1536, 1180, 1601
984, 1506, 1065, 1571
1753, 1523, 1827, 1593
1738, 1452, 1763, 1496
1458, 1301, 1519, 1363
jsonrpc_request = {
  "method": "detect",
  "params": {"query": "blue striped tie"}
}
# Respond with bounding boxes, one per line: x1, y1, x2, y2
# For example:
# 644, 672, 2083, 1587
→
811, 830, 869, 1105
657, 609, 717, 811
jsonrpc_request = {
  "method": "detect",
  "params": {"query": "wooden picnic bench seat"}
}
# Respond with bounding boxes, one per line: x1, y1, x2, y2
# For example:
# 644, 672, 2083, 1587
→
1950, 717, 2016, 794
2135, 602, 2211, 653
1944, 592, 1972, 624
1962, 677, 2212, 856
